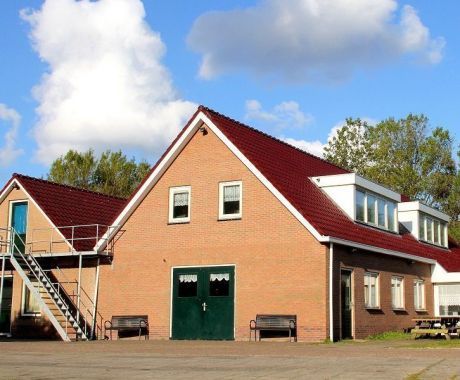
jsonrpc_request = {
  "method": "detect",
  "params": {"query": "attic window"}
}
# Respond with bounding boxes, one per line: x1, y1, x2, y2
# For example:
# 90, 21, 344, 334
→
355, 189, 397, 232
419, 213, 447, 247
219, 181, 242, 220
169, 186, 191, 224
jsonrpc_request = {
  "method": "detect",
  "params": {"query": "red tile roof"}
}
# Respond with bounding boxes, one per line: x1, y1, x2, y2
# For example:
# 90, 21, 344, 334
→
198, 106, 460, 272
10, 174, 126, 251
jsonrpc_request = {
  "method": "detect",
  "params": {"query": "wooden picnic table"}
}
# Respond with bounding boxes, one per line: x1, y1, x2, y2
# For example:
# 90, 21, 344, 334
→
411, 317, 459, 339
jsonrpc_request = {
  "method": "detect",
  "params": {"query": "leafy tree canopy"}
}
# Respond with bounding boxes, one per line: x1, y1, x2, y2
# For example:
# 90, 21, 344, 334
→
324, 114, 459, 222
48, 149, 151, 198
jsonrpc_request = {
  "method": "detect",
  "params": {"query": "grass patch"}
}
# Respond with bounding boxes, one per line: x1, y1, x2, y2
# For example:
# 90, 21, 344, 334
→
366, 330, 411, 341
405, 339, 460, 349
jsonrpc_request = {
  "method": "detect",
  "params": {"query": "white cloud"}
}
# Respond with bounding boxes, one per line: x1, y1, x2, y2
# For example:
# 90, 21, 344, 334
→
282, 137, 325, 157
0, 103, 23, 167
188, 0, 445, 83
245, 100, 313, 130
21, 0, 196, 164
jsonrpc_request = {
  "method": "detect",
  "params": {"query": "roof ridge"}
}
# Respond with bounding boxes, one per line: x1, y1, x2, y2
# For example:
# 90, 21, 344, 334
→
13, 173, 127, 201
198, 105, 349, 172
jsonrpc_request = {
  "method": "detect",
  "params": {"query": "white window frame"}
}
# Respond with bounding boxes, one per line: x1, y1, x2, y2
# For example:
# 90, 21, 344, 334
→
218, 181, 242, 220
419, 213, 447, 247
414, 280, 426, 311
355, 188, 397, 233
21, 282, 41, 317
364, 272, 380, 309
168, 186, 191, 224
391, 276, 404, 310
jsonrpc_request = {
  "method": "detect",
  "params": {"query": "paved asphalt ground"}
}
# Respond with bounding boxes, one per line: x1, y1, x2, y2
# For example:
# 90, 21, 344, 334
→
0, 339, 459, 379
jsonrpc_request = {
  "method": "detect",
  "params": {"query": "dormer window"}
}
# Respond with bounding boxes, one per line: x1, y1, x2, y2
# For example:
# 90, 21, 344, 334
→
355, 189, 397, 232
419, 213, 447, 247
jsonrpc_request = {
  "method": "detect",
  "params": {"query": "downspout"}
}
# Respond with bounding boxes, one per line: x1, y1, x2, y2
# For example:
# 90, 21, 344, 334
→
329, 242, 334, 342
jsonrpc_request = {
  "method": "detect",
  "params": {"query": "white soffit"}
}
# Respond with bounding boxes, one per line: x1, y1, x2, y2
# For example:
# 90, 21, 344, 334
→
311, 173, 401, 202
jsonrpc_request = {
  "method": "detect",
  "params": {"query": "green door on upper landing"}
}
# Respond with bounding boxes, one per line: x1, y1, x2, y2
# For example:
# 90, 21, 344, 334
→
11, 202, 28, 253
172, 266, 235, 340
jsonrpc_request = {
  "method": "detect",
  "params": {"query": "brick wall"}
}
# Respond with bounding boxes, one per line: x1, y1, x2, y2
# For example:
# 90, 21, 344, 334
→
332, 243, 433, 339
97, 126, 329, 341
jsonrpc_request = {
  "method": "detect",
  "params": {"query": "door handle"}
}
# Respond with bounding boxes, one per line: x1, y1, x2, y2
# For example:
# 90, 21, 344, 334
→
202, 302, 207, 312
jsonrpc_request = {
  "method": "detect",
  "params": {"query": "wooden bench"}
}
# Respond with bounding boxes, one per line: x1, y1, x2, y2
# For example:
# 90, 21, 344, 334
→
104, 315, 149, 340
250, 314, 297, 342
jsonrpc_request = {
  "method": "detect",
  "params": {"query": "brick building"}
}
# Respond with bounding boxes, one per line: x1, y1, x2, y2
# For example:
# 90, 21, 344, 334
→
1, 106, 460, 341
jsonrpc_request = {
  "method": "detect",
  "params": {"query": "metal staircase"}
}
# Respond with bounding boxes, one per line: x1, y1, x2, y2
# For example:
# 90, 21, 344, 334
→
7, 229, 89, 342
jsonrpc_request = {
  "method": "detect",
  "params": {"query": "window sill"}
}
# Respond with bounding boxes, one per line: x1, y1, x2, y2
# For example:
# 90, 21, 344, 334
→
218, 216, 242, 221
415, 309, 428, 313
418, 240, 449, 250
365, 306, 381, 310
355, 220, 399, 235
392, 308, 406, 312
168, 220, 190, 225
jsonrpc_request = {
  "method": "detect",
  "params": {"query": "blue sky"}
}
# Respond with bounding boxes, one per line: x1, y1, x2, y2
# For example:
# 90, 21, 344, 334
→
0, 0, 459, 185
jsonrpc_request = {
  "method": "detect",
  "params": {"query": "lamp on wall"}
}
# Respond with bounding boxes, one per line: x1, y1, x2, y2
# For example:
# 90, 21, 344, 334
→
12, 183, 19, 190
199, 126, 208, 135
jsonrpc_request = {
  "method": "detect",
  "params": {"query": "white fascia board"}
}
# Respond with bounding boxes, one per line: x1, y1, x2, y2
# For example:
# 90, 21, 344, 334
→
312, 173, 401, 202
96, 111, 327, 251
1, 178, 73, 251
431, 262, 460, 283
324, 236, 437, 265
398, 201, 450, 222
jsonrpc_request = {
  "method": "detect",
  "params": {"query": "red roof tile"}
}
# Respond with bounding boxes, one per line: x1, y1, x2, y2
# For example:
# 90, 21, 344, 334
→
12, 174, 126, 251
199, 106, 460, 273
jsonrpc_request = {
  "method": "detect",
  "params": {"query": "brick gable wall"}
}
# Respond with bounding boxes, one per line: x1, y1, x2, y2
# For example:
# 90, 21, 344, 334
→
97, 125, 329, 341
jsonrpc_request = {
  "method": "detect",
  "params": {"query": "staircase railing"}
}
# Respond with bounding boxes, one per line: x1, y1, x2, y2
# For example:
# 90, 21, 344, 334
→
2, 227, 88, 341
46, 267, 105, 339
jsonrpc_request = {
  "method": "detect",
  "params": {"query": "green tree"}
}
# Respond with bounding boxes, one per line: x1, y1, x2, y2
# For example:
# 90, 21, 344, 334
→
48, 149, 97, 190
323, 118, 371, 174
324, 113, 457, 220
48, 149, 151, 198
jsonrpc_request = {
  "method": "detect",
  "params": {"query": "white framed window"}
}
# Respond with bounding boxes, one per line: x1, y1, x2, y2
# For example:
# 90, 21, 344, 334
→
419, 213, 447, 247
169, 186, 191, 224
414, 280, 426, 311
364, 272, 379, 308
21, 282, 41, 316
437, 284, 460, 316
391, 276, 404, 309
219, 181, 242, 220
355, 189, 397, 232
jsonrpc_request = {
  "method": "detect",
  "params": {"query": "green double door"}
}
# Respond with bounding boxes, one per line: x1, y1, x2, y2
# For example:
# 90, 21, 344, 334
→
172, 266, 234, 340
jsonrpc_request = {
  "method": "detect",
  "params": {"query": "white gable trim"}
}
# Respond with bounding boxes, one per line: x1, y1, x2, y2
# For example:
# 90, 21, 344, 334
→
0, 178, 73, 251
95, 111, 325, 251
